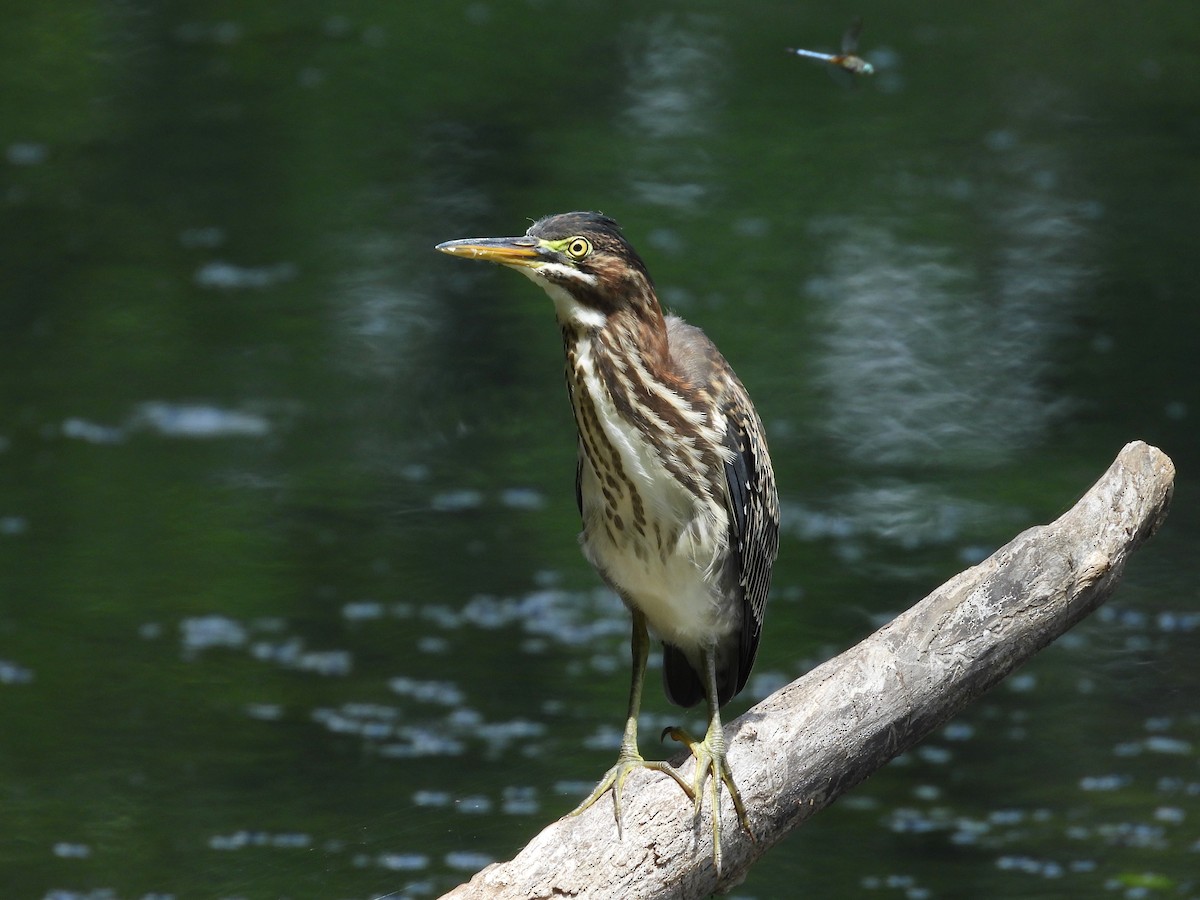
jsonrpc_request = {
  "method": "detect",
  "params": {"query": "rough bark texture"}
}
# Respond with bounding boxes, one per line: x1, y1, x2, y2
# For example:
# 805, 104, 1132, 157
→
439, 441, 1175, 900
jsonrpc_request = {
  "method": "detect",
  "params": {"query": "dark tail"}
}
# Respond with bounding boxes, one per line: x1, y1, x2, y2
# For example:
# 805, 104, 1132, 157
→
661, 642, 745, 709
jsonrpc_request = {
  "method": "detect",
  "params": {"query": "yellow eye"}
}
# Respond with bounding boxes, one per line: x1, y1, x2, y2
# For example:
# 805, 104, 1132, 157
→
565, 237, 592, 259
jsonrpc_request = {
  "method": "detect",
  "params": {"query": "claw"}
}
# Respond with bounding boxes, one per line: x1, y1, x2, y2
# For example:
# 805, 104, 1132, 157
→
569, 751, 693, 838
662, 723, 753, 875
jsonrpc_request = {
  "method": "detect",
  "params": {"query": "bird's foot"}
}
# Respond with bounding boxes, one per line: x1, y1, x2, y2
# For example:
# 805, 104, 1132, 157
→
568, 747, 694, 839
663, 725, 753, 874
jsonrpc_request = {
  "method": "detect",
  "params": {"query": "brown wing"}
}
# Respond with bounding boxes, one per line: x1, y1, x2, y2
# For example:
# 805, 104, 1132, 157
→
660, 317, 780, 707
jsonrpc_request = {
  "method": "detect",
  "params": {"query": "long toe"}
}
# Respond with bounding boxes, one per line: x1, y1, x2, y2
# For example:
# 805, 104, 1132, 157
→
663, 725, 752, 874
568, 752, 693, 839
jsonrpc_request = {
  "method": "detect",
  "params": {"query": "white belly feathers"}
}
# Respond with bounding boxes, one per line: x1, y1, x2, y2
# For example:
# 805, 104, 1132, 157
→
568, 333, 733, 652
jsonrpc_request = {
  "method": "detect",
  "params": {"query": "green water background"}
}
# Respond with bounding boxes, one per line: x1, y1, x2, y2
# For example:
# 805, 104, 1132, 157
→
2, 2, 1198, 898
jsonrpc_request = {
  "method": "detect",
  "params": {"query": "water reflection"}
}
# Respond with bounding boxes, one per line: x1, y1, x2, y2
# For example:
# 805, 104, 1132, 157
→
0, 657, 35, 683
782, 481, 999, 549
194, 259, 298, 290
793, 136, 1099, 560
329, 221, 441, 384
61, 402, 272, 444
809, 154, 1093, 471
620, 14, 722, 211
331, 120, 494, 387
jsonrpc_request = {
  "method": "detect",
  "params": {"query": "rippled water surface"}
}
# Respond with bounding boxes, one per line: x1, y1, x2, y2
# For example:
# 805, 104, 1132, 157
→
2, 3, 1198, 899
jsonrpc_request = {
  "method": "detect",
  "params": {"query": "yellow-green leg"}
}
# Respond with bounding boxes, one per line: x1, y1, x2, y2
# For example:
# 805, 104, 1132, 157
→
569, 611, 694, 837
663, 649, 752, 875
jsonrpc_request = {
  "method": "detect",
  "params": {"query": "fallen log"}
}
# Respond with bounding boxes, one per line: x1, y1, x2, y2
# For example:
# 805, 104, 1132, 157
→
440, 440, 1175, 900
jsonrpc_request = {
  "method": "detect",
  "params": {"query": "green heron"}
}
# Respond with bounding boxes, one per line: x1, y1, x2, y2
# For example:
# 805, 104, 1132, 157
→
436, 212, 779, 872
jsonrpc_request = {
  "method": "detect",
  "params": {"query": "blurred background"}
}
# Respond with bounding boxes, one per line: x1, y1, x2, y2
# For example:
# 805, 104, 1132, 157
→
2, 2, 1198, 898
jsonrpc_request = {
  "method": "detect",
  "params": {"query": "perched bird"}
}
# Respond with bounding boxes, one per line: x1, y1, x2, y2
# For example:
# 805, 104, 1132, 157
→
436, 212, 779, 872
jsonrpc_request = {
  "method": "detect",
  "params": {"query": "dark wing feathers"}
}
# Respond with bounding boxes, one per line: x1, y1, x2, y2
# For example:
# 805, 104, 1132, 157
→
721, 385, 780, 702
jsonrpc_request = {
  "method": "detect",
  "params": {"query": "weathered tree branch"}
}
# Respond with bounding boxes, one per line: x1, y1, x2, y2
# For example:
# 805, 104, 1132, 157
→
439, 441, 1174, 900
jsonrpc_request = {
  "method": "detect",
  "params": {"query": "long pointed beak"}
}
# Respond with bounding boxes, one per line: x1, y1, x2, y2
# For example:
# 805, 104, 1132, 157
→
435, 235, 544, 268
